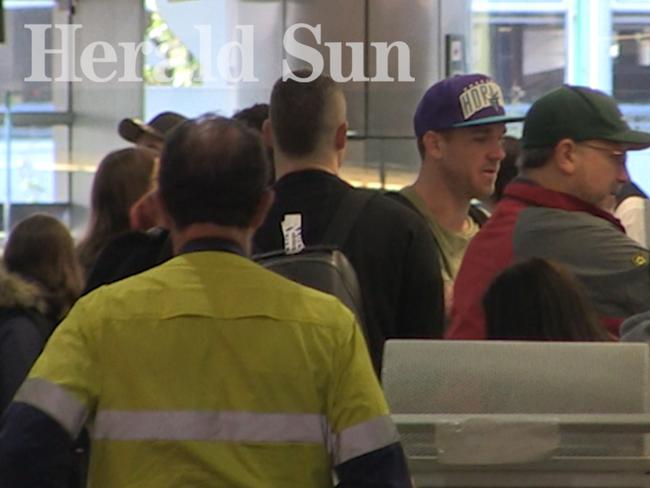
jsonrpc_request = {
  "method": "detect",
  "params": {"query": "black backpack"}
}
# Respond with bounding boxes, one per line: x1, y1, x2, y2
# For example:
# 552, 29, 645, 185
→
254, 189, 377, 337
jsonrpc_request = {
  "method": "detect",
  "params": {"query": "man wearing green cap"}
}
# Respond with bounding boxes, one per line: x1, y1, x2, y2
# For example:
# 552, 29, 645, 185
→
448, 85, 650, 340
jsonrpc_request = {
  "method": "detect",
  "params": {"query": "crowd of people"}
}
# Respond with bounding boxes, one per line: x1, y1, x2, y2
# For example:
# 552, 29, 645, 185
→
0, 70, 648, 486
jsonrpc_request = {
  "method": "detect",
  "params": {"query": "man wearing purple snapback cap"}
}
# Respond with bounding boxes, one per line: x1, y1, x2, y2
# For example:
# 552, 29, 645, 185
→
394, 74, 523, 315
449, 85, 650, 340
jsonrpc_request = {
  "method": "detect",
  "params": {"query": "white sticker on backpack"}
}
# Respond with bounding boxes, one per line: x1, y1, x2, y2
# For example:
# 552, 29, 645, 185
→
281, 213, 306, 255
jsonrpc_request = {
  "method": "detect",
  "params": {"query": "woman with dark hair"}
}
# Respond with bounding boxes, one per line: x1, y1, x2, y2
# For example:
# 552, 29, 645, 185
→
483, 257, 611, 341
482, 135, 521, 211
0, 214, 83, 412
76, 147, 157, 274
492, 136, 521, 203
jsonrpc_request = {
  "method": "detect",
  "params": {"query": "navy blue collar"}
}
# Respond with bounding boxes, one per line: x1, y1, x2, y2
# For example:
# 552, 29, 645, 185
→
179, 237, 245, 257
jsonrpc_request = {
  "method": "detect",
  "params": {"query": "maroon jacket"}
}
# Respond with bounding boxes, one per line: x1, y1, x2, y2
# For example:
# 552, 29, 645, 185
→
448, 179, 650, 339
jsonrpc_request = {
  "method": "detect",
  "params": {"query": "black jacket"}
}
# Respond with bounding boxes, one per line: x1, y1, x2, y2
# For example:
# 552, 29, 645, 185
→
83, 228, 172, 295
254, 170, 445, 374
0, 268, 52, 413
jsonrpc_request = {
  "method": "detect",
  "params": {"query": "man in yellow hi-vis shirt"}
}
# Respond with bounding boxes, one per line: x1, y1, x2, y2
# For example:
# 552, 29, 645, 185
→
0, 116, 411, 487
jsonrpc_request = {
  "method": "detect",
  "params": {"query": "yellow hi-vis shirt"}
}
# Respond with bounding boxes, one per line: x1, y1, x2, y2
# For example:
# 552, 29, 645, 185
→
16, 251, 397, 488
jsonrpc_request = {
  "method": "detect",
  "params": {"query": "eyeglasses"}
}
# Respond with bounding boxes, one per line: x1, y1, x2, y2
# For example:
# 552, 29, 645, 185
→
577, 142, 627, 166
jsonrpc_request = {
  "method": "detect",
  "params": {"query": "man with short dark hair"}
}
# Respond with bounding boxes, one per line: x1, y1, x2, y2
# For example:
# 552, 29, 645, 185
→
448, 85, 650, 339
256, 72, 444, 374
233, 103, 275, 184
0, 115, 411, 487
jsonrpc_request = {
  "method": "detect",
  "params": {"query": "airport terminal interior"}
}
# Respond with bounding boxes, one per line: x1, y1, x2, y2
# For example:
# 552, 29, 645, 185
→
4, 1, 650, 487
1, 0, 649, 234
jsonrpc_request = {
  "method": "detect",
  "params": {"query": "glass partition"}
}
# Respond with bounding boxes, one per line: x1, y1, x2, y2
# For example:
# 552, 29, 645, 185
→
0, 1, 74, 236
471, 0, 650, 192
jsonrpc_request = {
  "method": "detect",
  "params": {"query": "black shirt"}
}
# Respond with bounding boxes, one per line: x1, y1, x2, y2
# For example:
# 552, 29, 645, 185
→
83, 228, 172, 295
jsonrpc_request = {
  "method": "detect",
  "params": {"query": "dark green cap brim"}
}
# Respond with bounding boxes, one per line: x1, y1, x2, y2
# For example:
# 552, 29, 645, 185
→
600, 129, 650, 150
453, 114, 525, 128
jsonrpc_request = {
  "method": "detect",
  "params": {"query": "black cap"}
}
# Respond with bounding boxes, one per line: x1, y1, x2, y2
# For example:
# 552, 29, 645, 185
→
118, 111, 188, 143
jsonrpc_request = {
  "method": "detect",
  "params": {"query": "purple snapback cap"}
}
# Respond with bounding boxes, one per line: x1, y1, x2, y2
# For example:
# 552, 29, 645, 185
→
413, 74, 524, 137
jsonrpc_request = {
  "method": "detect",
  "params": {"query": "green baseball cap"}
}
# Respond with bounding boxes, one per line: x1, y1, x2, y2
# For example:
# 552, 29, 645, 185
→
522, 85, 650, 150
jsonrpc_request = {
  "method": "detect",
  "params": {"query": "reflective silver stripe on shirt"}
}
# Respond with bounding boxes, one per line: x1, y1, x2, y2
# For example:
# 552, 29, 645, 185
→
93, 410, 330, 444
331, 415, 400, 465
13, 378, 89, 438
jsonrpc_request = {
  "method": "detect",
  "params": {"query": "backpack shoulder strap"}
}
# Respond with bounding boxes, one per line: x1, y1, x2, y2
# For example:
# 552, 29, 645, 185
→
322, 188, 377, 247
384, 190, 418, 212
469, 203, 490, 227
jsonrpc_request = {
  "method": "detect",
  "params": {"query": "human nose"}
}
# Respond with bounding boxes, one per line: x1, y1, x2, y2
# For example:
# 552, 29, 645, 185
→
618, 163, 630, 183
489, 142, 506, 162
